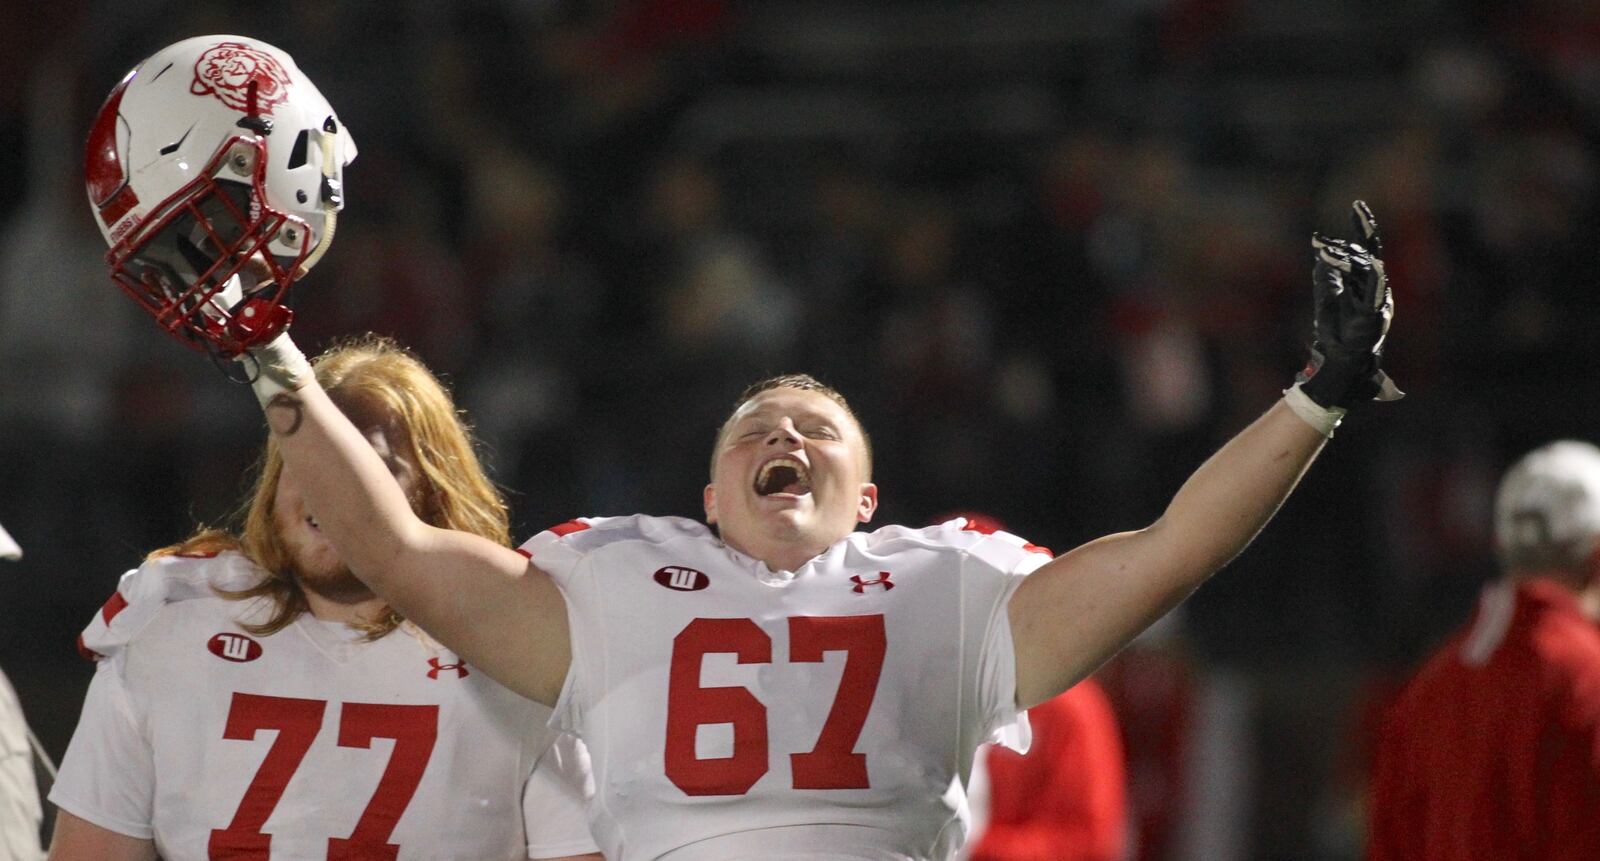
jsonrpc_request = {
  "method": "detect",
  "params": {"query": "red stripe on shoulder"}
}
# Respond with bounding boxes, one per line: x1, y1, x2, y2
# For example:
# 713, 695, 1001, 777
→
958, 517, 1002, 536
1023, 542, 1054, 557
76, 634, 101, 662
516, 547, 532, 559
100, 591, 130, 625
546, 520, 591, 537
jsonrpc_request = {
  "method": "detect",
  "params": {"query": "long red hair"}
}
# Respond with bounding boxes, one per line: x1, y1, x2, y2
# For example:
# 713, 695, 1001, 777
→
151, 335, 509, 639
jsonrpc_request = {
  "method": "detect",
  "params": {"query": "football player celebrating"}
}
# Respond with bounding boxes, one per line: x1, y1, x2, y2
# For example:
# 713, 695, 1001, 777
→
242, 221, 1396, 859
96, 34, 1399, 860
58, 37, 601, 861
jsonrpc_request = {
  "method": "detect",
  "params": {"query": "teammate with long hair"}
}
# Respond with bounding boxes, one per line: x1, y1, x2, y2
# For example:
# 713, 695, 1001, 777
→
49, 338, 600, 861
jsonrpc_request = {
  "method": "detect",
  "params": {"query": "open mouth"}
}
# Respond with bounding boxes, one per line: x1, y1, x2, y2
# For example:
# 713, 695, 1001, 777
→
754, 457, 812, 496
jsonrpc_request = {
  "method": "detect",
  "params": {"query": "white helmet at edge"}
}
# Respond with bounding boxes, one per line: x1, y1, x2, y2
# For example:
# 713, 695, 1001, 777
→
84, 35, 356, 356
1494, 440, 1600, 574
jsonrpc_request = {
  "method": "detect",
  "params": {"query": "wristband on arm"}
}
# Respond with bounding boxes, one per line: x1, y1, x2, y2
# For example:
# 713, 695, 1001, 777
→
245, 333, 314, 407
1283, 384, 1346, 438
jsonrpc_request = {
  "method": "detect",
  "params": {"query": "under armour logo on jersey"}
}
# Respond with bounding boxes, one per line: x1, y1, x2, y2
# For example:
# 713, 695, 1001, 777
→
850, 572, 895, 593
426, 657, 470, 679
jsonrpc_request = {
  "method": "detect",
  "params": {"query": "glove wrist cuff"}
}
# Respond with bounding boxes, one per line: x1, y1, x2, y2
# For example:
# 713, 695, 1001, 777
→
1297, 351, 1375, 410
1284, 383, 1346, 438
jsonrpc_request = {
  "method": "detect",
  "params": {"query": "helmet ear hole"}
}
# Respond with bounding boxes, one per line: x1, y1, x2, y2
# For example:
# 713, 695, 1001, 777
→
287, 130, 309, 170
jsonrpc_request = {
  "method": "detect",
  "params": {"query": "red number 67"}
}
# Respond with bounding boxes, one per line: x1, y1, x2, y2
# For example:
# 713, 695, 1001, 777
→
664, 614, 887, 796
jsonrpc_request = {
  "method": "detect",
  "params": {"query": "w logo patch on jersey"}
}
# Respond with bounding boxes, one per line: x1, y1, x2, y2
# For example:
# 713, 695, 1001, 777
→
850, 572, 895, 593
654, 566, 710, 592
208, 632, 263, 663
426, 657, 470, 679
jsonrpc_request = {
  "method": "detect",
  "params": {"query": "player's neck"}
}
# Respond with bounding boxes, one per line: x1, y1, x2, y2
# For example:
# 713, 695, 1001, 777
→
1577, 577, 1600, 623
1511, 570, 1600, 622
725, 533, 828, 574
302, 587, 389, 627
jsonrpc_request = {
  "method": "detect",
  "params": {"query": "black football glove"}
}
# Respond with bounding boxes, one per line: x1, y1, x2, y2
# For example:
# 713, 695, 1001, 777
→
1295, 200, 1403, 409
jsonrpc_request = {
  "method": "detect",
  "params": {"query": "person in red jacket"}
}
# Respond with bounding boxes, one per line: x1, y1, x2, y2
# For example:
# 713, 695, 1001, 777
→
967, 679, 1127, 861
1367, 440, 1600, 861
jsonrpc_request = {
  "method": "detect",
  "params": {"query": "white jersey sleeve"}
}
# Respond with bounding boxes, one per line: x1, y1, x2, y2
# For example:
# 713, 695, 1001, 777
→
0, 666, 43, 860
50, 552, 242, 840
48, 654, 154, 839
53, 550, 257, 839
522, 734, 598, 859
947, 518, 1054, 753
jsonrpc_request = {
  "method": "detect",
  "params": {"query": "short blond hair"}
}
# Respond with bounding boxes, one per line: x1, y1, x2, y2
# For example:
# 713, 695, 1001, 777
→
153, 335, 509, 639
710, 373, 873, 479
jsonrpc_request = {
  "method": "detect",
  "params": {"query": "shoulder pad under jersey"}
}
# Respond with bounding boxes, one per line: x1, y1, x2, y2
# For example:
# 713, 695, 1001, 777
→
518, 515, 714, 558
851, 517, 1054, 573
77, 551, 265, 660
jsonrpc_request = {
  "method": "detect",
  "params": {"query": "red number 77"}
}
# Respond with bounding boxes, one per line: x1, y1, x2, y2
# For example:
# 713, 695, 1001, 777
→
207, 693, 439, 860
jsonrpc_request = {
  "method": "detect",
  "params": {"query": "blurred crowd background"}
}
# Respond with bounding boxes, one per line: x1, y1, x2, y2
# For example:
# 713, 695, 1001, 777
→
1, 0, 1597, 858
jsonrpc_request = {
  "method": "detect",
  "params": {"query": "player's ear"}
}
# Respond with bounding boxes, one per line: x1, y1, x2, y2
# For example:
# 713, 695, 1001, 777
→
704, 483, 718, 524
856, 483, 878, 524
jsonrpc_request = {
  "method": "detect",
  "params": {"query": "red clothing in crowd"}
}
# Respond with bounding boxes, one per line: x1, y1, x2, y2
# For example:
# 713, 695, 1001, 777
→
969, 679, 1127, 861
1367, 578, 1600, 861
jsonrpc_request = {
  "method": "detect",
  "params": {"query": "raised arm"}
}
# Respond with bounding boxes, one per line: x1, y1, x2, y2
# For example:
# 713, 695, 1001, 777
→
1010, 401, 1323, 706
1010, 201, 1399, 709
254, 347, 571, 704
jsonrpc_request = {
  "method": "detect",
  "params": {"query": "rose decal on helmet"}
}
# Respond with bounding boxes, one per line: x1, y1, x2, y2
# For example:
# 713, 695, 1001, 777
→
190, 42, 292, 114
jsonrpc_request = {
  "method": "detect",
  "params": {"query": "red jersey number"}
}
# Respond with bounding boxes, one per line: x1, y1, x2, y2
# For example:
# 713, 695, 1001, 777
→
208, 694, 324, 858
208, 693, 439, 860
664, 614, 887, 796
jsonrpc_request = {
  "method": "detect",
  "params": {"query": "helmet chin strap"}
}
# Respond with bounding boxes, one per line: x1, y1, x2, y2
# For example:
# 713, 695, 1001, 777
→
299, 122, 342, 274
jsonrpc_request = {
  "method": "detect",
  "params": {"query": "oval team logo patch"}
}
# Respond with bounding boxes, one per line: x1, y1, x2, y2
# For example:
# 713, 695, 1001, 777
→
654, 566, 709, 592
208, 632, 264, 663
191, 42, 293, 114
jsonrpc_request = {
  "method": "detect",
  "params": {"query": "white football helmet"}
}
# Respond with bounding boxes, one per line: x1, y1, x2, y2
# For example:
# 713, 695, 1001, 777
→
1494, 440, 1600, 574
85, 35, 356, 356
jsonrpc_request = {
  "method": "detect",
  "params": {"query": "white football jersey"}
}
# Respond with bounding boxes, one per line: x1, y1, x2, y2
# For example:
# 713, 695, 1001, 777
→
518, 515, 1050, 860
50, 552, 598, 860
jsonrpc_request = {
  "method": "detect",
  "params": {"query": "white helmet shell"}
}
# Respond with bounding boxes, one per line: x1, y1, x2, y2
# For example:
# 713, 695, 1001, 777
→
85, 35, 356, 355
1494, 440, 1600, 572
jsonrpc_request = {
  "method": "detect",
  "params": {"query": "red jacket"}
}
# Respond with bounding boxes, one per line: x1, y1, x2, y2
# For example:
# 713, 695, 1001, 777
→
1368, 579, 1600, 861
969, 679, 1127, 861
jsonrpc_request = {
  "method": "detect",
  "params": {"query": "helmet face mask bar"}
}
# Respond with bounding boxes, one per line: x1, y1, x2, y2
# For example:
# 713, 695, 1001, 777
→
86, 36, 354, 358
104, 133, 310, 354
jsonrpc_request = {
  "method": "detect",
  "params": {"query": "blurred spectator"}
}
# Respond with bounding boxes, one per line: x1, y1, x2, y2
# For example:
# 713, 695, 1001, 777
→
0, 524, 43, 860
1367, 441, 1600, 860
1097, 614, 1200, 861
965, 680, 1127, 861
